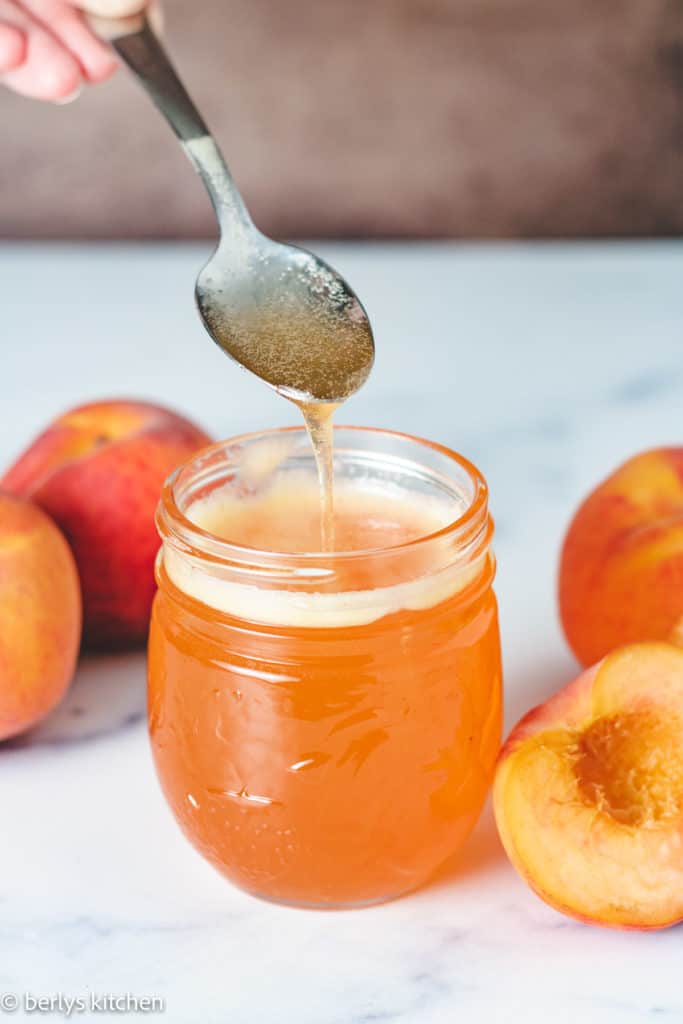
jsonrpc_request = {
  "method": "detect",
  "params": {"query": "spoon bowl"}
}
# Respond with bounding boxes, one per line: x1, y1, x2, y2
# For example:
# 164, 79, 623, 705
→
196, 233, 374, 402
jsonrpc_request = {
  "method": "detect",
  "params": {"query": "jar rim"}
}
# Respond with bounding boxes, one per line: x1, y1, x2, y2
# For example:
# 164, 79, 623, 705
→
157, 425, 491, 575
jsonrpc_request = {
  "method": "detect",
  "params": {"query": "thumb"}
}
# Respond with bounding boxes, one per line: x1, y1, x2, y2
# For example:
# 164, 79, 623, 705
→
76, 0, 148, 14
80, 0, 162, 40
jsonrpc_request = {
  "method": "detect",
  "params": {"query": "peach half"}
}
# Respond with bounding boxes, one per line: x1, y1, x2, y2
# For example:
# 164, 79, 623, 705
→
559, 447, 683, 667
493, 643, 683, 929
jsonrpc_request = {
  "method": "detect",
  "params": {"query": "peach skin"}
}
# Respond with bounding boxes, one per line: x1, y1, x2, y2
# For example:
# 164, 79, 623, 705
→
559, 448, 683, 667
0, 492, 81, 740
493, 642, 683, 930
1, 400, 211, 649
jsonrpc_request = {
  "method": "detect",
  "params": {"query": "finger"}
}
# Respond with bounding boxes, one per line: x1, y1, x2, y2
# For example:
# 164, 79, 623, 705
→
84, 0, 161, 46
0, 0, 82, 99
0, 20, 25, 72
76, 0, 148, 16
21, 0, 117, 83
147, 0, 161, 34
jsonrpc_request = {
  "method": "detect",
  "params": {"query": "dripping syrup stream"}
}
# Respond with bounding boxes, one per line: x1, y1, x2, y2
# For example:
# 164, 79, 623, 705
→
296, 401, 339, 551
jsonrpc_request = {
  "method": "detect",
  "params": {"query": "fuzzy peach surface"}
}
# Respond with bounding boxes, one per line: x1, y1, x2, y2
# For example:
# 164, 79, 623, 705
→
0, 492, 81, 740
1, 400, 211, 649
559, 447, 683, 667
493, 643, 683, 930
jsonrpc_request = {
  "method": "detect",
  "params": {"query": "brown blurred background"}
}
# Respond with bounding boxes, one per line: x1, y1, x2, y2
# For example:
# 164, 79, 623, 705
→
2, 0, 683, 240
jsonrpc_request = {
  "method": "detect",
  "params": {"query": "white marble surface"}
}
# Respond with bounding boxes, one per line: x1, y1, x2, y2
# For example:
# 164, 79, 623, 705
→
1, 241, 682, 1023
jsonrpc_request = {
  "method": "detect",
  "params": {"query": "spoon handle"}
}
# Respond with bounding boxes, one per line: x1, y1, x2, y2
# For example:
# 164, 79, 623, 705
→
96, 14, 252, 235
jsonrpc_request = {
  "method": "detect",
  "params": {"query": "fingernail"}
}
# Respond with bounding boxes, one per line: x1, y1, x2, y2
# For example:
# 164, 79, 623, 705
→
53, 86, 82, 106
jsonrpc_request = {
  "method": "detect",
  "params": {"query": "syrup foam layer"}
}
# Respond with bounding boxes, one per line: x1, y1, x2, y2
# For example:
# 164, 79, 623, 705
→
164, 473, 484, 628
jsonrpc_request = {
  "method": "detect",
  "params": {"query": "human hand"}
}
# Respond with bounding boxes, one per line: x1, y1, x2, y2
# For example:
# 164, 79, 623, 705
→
0, 0, 154, 101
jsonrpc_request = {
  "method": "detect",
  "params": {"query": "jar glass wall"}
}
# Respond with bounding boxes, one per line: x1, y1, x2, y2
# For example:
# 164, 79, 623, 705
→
148, 427, 502, 907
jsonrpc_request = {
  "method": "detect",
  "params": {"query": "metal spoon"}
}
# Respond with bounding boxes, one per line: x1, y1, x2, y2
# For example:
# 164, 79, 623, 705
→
95, 15, 374, 404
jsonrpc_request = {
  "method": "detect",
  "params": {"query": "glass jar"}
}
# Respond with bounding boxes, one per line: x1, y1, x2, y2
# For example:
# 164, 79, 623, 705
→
148, 426, 502, 907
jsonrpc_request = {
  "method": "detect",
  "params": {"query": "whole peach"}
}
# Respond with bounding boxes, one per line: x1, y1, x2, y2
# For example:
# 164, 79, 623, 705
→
0, 492, 81, 740
559, 448, 683, 667
1, 400, 211, 649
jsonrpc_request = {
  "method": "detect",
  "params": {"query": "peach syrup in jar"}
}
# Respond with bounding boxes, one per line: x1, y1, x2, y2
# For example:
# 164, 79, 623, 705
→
148, 426, 502, 906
